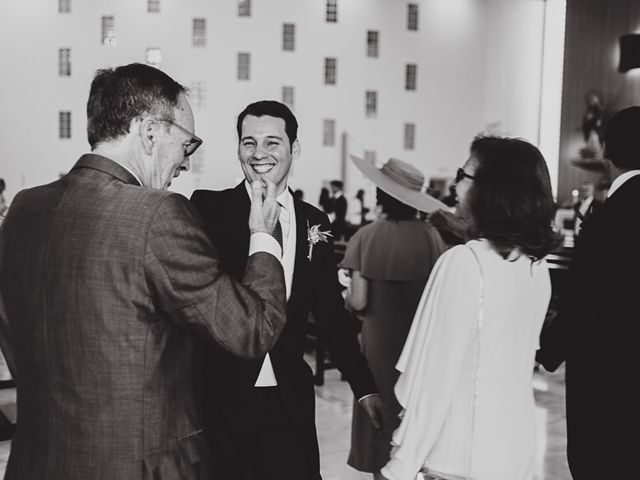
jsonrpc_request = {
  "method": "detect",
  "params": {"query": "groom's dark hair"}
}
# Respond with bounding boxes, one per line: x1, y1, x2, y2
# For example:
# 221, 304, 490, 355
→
236, 100, 298, 148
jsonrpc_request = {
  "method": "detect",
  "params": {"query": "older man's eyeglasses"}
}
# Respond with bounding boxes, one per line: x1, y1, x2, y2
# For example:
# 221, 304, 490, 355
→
157, 119, 203, 156
455, 167, 475, 184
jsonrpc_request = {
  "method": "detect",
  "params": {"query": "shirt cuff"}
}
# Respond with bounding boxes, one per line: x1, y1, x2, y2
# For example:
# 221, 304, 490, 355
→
357, 393, 378, 403
380, 457, 410, 480
249, 232, 282, 260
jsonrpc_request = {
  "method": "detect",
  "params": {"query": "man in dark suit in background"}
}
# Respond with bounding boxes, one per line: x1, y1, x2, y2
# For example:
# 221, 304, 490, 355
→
537, 106, 640, 478
572, 180, 603, 238
191, 100, 384, 480
328, 180, 348, 240
0, 64, 287, 480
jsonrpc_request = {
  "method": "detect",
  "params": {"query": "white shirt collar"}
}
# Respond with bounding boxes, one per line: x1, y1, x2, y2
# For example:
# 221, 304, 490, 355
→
607, 170, 640, 198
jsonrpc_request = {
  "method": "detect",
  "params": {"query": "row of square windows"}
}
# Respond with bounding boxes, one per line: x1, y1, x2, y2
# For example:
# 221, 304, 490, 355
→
58, 48, 419, 90
58, 0, 420, 31
56, 110, 417, 150
93, 16, 408, 56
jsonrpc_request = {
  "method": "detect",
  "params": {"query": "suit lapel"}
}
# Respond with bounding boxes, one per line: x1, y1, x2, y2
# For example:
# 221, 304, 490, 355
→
290, 195, 310, 305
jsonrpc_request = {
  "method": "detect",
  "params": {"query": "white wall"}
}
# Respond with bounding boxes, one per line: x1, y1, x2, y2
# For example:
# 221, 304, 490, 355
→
482, 0, 545, 143
0, 0, 547, 212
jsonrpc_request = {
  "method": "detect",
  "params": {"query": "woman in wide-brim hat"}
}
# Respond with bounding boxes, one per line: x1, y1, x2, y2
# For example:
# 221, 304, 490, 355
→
342, 156, 448, 478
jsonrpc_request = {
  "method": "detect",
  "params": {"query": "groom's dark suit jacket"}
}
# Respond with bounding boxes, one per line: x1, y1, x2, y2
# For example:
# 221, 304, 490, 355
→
191, 184, 377, 479
537, 174, 640, 478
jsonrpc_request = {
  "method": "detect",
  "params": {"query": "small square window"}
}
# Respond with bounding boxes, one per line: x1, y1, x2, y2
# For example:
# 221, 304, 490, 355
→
193, 18, 206, 47
323, 119, 336, 146
367, 30, 379, 58
189, 81, 207, 111
238, 0, 251, 17
408, 3, 419, 31
58, 48, 71, 76
405, 64, 417, 91
238, 52, 251, 80
146, 48, 162, 69
326, 0, 337, 23
283, 23, 295, 51
282, 86, 295, 110
59, 111, 71, 139
404, 123, 416, 150
365, 90, 377, 117
101, 16, 116, 46
324, 57, 337, 85
59, 0, 71, 13
148, 0, 160, 13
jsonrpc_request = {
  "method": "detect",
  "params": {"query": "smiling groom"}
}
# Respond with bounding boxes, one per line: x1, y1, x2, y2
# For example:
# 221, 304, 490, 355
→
190, 100, 384, 480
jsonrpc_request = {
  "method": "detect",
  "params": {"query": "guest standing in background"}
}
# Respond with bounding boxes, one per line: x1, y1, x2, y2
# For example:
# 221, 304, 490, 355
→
318, 186, 331, 213
381, 136, 561, 480
329, 180, 348, 240
0, 179, 8, 226
343, 157, 447, 479
537, 106, 640, 479
572, 181, 602, 238
0, 177, 12, 398
354, 188, 370, 226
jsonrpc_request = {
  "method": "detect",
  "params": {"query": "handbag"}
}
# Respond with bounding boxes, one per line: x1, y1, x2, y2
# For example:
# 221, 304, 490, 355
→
419, 245, 485, 480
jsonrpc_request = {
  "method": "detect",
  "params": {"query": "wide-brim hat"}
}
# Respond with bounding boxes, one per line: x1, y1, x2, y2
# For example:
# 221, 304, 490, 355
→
350, 155, 447, 213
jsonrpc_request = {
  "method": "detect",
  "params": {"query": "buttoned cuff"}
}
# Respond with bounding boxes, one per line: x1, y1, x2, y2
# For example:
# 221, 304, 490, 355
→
249, 232, 282, 259
380, 457, 409, 480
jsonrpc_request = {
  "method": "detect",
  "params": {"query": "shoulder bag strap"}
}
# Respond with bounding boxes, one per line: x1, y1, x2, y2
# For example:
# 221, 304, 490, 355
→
466, 244, 484, 480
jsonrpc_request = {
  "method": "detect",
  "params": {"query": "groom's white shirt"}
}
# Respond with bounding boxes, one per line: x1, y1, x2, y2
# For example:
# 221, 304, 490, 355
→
245, 181, 297, 386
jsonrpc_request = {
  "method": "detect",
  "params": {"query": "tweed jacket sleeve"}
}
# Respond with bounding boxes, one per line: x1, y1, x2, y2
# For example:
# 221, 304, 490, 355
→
144, 194, 287, 359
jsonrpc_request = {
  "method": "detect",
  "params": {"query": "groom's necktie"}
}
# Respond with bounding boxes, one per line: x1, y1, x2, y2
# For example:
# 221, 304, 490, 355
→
273, 219, 283, 250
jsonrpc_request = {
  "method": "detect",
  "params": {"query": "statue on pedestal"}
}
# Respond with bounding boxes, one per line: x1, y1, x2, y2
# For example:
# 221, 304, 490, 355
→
579, 89, 605, 160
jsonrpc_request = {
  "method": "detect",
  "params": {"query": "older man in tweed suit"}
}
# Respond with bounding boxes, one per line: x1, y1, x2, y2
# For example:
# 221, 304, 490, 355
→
0, 63, 286, 480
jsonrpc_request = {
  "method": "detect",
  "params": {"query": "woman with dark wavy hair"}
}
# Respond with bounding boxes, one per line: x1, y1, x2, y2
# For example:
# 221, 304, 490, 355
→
380, 136, 561, 480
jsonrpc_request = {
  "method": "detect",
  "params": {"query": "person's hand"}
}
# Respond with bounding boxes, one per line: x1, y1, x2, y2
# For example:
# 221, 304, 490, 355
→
249, 179, 280, 235
360, 394, 387, 434
427, 209, 467, 240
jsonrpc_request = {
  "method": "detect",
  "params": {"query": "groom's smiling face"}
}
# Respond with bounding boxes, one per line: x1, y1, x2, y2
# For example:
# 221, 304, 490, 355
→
238, 114, 300, 195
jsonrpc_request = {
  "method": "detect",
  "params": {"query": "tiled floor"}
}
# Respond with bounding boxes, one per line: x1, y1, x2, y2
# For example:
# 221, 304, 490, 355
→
0, 362, 570, 479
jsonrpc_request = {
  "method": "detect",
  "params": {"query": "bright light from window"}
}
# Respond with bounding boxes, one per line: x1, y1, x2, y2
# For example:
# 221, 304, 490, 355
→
538, 0, 566, 199
146, 48, 162, 68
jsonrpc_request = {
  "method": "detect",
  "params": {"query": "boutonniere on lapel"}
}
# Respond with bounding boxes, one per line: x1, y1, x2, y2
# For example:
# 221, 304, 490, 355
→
306, 220, 332, 261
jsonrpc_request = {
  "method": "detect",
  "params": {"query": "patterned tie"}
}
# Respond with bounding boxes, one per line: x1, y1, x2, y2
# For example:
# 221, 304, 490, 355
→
272, 219, 283, 249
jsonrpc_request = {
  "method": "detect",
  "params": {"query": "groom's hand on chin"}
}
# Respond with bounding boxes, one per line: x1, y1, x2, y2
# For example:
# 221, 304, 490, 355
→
249, 179, 280, 235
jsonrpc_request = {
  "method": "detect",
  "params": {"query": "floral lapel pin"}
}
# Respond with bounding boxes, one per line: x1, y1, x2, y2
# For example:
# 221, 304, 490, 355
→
306, 220, 332, 261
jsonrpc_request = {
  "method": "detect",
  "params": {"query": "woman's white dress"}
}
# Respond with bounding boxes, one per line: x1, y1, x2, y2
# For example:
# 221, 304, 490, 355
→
381, 239, 551, 480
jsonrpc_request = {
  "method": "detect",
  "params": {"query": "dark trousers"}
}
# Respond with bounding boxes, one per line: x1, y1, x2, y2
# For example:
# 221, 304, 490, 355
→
215, 386, 311, 480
